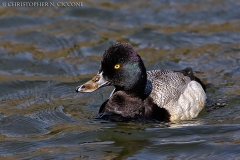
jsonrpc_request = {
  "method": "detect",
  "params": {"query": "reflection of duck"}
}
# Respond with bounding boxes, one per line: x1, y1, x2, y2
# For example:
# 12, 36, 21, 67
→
76, 43, 206, 122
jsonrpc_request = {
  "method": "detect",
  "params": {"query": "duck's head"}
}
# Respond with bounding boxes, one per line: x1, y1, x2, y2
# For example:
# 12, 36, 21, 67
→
76, 43, 147, 97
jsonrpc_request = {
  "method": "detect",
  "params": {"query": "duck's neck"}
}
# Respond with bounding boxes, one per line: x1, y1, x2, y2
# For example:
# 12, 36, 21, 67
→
115, 64, 148, 99
129, 74, 147, 98
115, 79, 147, 99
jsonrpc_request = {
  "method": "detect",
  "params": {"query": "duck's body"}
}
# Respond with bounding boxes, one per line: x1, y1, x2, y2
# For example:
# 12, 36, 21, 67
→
76, 43, 206, 122
146, 70, 206, 121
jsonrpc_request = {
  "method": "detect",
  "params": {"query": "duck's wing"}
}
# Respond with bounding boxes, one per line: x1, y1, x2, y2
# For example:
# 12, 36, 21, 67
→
147, 70, 191, 107
147, 69, 206, 121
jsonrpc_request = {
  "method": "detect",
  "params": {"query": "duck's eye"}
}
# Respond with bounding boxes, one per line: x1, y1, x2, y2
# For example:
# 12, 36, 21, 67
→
114, 64, 121, 69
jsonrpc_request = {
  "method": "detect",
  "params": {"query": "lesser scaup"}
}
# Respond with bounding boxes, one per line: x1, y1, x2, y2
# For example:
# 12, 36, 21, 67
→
76, 43, 207, 122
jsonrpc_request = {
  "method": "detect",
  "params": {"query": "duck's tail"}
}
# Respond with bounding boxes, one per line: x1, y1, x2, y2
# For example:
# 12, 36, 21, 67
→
180, 67, 206, 92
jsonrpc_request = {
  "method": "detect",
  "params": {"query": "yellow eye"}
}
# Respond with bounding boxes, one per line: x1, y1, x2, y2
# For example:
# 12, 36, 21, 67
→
114, 64, 121, 69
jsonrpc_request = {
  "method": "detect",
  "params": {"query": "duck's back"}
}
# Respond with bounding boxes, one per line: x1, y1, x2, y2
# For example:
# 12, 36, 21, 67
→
147, 69, 206, 121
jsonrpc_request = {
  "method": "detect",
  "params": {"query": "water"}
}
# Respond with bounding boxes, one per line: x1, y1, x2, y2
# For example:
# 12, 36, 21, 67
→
0, 0, 240, 159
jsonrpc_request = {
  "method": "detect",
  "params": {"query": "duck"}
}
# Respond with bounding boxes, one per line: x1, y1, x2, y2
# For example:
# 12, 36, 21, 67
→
76, 43, 207, 122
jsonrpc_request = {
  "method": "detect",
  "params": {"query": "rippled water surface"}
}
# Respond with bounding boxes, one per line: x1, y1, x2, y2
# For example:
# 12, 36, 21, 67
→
0, 0, 240, 159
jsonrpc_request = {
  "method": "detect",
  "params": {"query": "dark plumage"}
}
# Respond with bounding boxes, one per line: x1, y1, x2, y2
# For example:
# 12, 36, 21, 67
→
76, 43, 207, 122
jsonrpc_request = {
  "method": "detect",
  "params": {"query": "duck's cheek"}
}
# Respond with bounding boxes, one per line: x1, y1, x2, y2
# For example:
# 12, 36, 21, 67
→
76, 72, 110, 92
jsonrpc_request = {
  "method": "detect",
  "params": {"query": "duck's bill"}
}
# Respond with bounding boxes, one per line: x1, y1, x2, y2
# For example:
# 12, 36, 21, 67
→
76, 72, 110, 92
